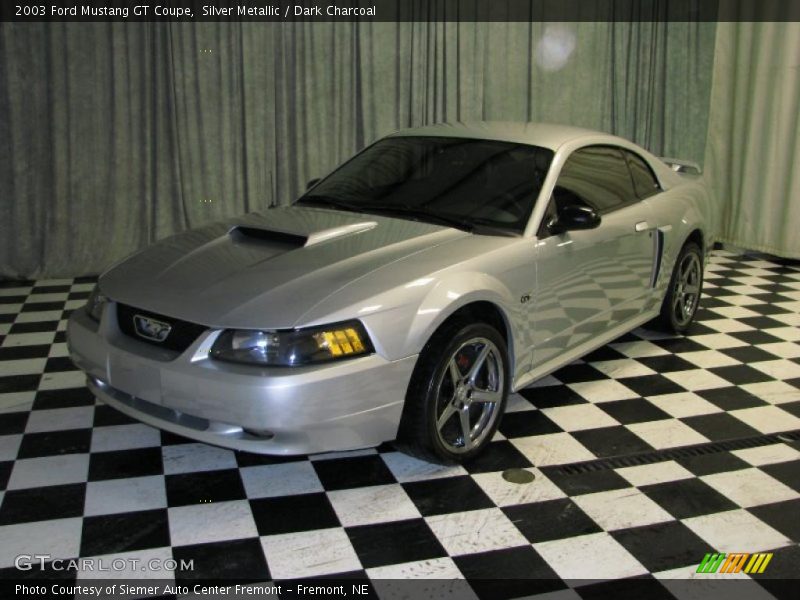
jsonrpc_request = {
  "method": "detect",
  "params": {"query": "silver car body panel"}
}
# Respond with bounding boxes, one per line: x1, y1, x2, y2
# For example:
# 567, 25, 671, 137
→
98, 207, 468, 331
69, 307, 416, 454
68, 122, 712, 455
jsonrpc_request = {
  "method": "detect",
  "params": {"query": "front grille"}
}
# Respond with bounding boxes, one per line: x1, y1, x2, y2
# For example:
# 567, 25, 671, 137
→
117, 303, 208, 353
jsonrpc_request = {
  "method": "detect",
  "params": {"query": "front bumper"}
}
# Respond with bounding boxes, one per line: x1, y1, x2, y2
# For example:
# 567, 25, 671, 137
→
67, 305, 417, 455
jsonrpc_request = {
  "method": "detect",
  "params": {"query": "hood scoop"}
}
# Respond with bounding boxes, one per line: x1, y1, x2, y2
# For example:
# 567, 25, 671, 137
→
229, 226, 307, 249
229, 221, 378, 249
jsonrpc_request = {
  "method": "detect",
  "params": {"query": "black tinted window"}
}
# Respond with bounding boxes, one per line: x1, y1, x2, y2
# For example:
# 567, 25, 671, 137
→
624, 150, 661, 198
298, 137, 553, 233
554, 146, 637, 213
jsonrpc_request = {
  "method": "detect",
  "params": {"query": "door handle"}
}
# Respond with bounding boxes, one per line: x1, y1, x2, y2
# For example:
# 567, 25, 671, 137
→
635, 221, 650, 232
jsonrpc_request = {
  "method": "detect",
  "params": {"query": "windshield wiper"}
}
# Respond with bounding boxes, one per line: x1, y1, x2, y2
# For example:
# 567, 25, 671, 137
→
297, 197, 514, 236
358, 203, 476, 232
297, 195, 366, 214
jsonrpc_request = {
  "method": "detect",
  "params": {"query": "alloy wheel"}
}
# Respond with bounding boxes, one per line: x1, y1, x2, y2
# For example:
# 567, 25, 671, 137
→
434, 337, 504, 454
671, 251, 702, 327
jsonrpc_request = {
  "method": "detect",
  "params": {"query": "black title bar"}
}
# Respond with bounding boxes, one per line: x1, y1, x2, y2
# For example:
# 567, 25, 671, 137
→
3, 0, 800, 23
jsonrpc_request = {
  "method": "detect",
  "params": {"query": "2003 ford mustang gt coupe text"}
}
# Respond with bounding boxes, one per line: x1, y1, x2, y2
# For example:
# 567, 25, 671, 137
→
68, 122, 712, 463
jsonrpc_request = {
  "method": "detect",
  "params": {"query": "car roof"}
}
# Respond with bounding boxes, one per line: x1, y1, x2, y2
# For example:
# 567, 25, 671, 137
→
387, 121, 623, 151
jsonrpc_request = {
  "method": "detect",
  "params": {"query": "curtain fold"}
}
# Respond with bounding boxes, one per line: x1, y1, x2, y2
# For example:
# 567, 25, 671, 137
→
0, 20, 715, 278
704, 21, 800, 258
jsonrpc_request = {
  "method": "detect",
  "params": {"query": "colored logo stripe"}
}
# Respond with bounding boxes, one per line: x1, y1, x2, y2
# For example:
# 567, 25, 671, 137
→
720, 553, 749, 573
696, 553, 726, 573
696, 552, 773, 574
744, 553, 773, 574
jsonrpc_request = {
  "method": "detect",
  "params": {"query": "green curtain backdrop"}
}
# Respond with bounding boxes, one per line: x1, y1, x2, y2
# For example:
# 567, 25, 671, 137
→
0, 20, 715, 279
704, 21, 800, 259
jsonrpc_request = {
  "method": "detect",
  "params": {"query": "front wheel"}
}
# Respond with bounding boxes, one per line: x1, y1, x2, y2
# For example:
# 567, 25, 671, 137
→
397, 321, 509, 464
660, 241, 704, 333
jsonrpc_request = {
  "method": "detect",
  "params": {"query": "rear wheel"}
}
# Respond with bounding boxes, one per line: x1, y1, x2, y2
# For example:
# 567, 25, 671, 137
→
660, 241, 704, 333
397, 320, 509, 464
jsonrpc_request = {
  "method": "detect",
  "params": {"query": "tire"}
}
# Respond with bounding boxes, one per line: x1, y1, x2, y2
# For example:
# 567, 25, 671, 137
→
660, 241, 704, 333
396, 320, 510, 464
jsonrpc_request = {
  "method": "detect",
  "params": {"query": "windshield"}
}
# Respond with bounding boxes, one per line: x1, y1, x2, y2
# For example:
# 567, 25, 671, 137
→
296, 136, 554, 234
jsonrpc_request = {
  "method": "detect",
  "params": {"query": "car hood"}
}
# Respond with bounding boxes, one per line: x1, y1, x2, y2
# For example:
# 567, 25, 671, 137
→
100, 206, 468, 329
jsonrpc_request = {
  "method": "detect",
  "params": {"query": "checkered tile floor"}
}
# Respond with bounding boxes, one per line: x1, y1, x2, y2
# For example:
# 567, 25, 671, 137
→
0, 250, 799, 597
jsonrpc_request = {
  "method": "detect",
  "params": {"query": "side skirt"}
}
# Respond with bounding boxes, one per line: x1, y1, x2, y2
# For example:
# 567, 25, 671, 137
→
512, 309, 660, 392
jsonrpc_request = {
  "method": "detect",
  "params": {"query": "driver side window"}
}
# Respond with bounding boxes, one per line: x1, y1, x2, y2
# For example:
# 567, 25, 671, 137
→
538, 145, 641, 237
554, 146, 639, 214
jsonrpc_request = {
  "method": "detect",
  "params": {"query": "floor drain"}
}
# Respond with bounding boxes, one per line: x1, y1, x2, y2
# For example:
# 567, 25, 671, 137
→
502, 468, 535, 484
547, 429, 800, 475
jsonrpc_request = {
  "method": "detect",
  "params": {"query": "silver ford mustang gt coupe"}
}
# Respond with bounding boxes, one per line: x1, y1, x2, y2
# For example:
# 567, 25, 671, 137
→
67, 122, 712, 464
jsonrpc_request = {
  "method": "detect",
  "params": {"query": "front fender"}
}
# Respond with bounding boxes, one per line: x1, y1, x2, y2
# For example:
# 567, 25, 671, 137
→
314, 271, 520, 363
294, 236, 534, 367
406, 271, 520, 357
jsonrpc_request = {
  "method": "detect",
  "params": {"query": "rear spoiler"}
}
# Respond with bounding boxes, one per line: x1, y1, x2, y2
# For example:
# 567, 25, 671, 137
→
660, 157, 702, 176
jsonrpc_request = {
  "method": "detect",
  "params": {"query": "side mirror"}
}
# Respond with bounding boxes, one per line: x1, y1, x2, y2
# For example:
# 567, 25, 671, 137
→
306, 178, 321, 190
547, 204, 601, 234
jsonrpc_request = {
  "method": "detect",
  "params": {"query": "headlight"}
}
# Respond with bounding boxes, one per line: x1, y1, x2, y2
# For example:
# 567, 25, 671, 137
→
210, 320, 374, 367
85, 285, 108, 322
